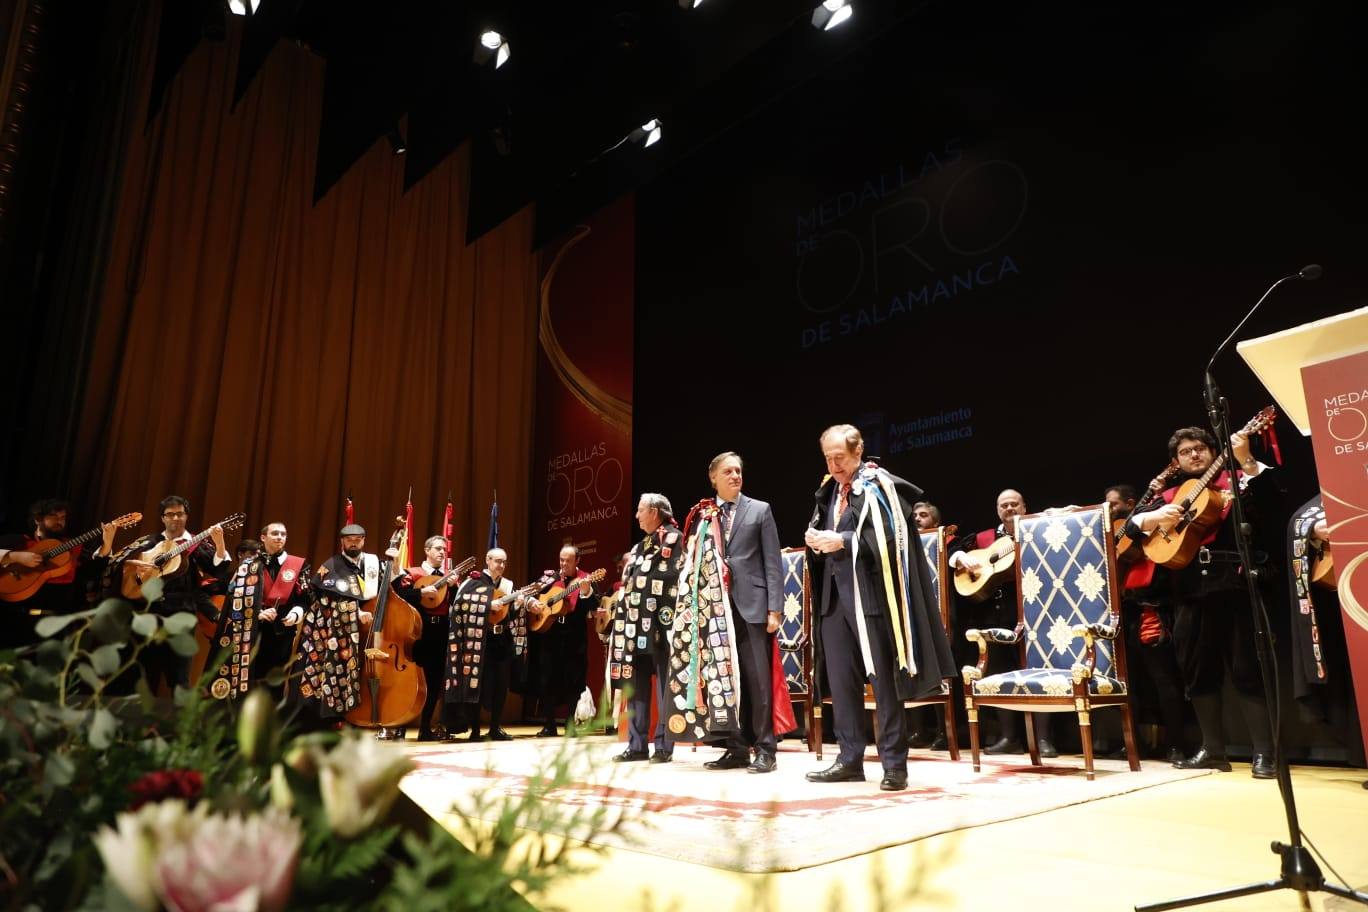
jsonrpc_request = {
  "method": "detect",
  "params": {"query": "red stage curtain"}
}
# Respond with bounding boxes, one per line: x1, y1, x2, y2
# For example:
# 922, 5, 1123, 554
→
67, 16, 538, 577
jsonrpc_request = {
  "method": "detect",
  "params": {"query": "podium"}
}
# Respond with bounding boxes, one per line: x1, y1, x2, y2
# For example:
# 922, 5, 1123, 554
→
1238, 306, 1368, 765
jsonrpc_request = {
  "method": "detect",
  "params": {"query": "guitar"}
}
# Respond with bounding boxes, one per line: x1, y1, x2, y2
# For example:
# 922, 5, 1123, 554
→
1141, 406, 1278, 569
595, 589, 623, 637
1113, 462, 1179, 559
0, 513, 142, 602
529, 568, 607, 633
488, 577, 550, 626
413, 556, 478, 610
120, 513, 247, 600
951, 534, 1016, 602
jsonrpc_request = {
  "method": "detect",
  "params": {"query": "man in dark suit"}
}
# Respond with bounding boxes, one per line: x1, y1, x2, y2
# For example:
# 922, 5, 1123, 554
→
704, 451, 785, 774
804, 424, 955, 791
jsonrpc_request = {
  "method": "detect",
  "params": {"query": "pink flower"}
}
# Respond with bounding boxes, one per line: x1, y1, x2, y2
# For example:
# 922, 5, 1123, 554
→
153, 806, 301, 912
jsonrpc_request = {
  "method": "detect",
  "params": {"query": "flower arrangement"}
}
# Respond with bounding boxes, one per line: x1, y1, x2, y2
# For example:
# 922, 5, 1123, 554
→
0, 599, 625, 910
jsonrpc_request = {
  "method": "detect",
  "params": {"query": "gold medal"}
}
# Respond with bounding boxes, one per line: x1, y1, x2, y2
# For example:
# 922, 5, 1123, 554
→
210, 678, 231, 699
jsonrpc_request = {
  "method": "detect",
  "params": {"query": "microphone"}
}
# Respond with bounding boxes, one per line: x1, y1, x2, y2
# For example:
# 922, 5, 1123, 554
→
1299, 264, 1323, 281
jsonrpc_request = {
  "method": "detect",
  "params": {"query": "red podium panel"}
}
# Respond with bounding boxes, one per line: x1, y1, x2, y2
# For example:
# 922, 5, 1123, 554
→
1301, 349, 1368, 764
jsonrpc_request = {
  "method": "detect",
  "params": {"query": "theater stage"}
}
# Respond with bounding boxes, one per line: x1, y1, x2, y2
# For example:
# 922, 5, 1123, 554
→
397, 727, 1368, 910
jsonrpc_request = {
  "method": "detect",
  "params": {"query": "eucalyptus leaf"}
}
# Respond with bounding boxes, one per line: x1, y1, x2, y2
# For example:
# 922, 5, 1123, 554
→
163, 612, 199, 636
139, 574, 165, 604
131, 612, 159, 638
90, 644, 122, 677
43, 751, 75, 789
168, 632, 199, 657
76, 663, 103, 691
90, 599, 132, 645
34, 614, 81, 638
89, 708, 117, 749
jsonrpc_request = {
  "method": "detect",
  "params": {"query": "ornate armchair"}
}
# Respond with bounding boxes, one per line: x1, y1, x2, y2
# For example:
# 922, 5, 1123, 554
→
962, 504, 1140, 780
809, 528, 961, 761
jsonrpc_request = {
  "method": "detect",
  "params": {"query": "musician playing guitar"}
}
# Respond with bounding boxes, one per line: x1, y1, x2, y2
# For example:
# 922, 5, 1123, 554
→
392, 535, 464, 741
100, 496, 232, 692
523, 545, 598, 737
1122, 424, 1277, 779
0, 499, 122, 649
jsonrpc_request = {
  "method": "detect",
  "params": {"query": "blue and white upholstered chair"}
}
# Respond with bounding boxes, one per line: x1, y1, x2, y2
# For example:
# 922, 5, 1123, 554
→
961, 504, 1140, 780
778, 548, 816, 751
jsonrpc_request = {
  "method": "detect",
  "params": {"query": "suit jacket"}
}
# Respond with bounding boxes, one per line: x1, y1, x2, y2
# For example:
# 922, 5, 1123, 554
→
721, 493, 784, 624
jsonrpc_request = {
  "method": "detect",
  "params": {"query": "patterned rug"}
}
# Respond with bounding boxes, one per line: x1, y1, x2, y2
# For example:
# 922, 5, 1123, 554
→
400, 736, 1212, 873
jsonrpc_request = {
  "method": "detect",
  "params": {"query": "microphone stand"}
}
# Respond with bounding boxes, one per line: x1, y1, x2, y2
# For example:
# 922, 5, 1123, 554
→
1136, 272, 1368, 911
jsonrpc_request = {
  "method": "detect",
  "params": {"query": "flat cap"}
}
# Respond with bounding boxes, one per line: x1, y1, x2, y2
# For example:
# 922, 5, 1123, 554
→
339, 523, 366, 537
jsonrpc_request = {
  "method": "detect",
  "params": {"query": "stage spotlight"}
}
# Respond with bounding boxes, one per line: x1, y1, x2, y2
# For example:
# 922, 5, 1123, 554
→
475, 30, 511, 69
386, 125, 407, 155
811, 0, 853, 31
678, 0, 706, 8
227, 0, 261, 16
630, 118, 663, 148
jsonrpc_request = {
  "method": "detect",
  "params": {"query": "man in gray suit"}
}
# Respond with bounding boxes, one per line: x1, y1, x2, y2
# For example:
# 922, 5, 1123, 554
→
704, 451, 785, 774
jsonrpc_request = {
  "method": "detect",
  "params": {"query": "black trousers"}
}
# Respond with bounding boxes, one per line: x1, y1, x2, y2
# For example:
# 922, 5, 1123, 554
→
626, 648, 671, 754
477, 630, 513, 731
414, 612, 448, 734
1173, 587, 1265, 698
821, 597, 907, 771
729, 617, 776, 757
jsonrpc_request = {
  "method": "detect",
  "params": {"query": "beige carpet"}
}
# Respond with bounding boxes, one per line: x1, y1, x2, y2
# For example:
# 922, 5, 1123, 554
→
400, 737, 1212, 873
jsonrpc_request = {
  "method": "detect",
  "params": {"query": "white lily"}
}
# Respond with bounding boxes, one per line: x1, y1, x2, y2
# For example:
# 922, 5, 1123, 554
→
316, 732, 414, 838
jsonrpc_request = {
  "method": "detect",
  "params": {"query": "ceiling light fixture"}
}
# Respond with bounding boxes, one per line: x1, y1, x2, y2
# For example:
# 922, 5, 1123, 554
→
811, 0, 853, 31
475, 30, 511, 69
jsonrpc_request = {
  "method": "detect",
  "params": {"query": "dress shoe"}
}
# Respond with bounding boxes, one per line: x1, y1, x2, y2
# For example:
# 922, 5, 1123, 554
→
983, 737, 1024, 755
488, 728, 513, 742
928, 733, 949, 751
436, 730, 461, 743
880, 769, 908, 791
1173, 747, 1232, 772
649, 751, 673, 764
1037, 738, 1058, 759
464, 731, 485, 743
535, 725, 558, 738
613, 749, 650, 763
1165, 746, 1185, 765
1250, 753, 1276, 780
806, 761, 866, 783
908, 730, 934, 749
704, 749, 751, 770
417, 730, 438, 743
747, 753, 777, 774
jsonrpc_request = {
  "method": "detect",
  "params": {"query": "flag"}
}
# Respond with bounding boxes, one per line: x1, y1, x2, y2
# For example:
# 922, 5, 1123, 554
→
397, 488, 414, 569
344, 492, 354, 526
487, 491, 499, 551
442, 492, 454, 572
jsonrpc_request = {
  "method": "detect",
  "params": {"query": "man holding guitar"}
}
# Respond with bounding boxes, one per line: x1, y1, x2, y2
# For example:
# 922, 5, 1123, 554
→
0, 499, 126, 648
392, 535, 463, 741
101, 496, 233, 691
524, 545, 598, 737
1123, 424, 1276, 778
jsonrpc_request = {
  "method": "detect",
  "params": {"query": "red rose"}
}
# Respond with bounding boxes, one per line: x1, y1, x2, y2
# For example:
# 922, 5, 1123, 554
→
127, 768, 204, 810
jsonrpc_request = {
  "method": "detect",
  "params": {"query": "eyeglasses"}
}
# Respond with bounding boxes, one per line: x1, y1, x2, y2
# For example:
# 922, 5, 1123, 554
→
1176, 445, 1209, 458
162, 511, 188, 518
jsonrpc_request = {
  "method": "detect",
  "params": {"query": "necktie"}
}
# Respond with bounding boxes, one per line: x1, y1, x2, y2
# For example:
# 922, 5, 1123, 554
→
836, 483, 851, 523
721, 501, 735, 538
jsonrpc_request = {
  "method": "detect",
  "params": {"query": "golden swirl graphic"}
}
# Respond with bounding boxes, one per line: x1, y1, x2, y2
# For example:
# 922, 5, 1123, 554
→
538, 226, 633, 433
1337, 549, 1368, 634
1327, 406, 1368, 443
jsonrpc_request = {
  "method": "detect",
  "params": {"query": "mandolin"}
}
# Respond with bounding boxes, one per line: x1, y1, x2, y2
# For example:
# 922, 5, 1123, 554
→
120, 513, 246, 600
1141, 406, 1277, 569
0, 513, 142, 602
951, 534, 1016, 602
413, 556, 478, 610
529, 568, 607, 633
1114, 462, 1179, 559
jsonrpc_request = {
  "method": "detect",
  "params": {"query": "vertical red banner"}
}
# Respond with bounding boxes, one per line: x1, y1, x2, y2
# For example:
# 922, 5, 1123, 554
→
529, 196, 636, 706
1301, 349, 1368, 764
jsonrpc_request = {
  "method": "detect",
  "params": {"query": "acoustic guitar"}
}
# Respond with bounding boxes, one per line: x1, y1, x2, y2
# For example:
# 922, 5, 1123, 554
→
413, 556, 478, 610
1113, 462, 1179, 559
120, 513, 247, 600
1141, 406, 1277, 569
529, 568, 607, 633
0, 512, 142, 602
487, 577, 550, 626
595, 588, 623, 637
951, 534, 1016, 602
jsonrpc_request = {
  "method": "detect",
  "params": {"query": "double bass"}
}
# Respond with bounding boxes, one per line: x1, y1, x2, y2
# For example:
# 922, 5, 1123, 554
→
347, 519, 427, 729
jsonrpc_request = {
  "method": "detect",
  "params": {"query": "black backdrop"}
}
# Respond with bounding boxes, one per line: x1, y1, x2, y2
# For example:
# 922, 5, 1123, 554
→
635, 1, 1366, 545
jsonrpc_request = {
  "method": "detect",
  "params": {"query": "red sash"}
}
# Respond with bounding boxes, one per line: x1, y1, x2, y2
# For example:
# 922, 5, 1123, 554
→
1123, 559, 1156, 591
974, 528, 1000, 549
263, 555, 306, 605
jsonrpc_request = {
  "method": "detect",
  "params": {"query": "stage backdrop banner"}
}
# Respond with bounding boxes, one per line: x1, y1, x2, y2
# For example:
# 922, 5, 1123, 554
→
527, 195, 635, 709
1301, 348, 1368, 764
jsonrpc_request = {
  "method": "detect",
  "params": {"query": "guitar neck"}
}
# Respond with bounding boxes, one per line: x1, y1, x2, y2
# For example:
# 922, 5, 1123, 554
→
49, 525, 103, 558
1179, 452, 1227, 510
